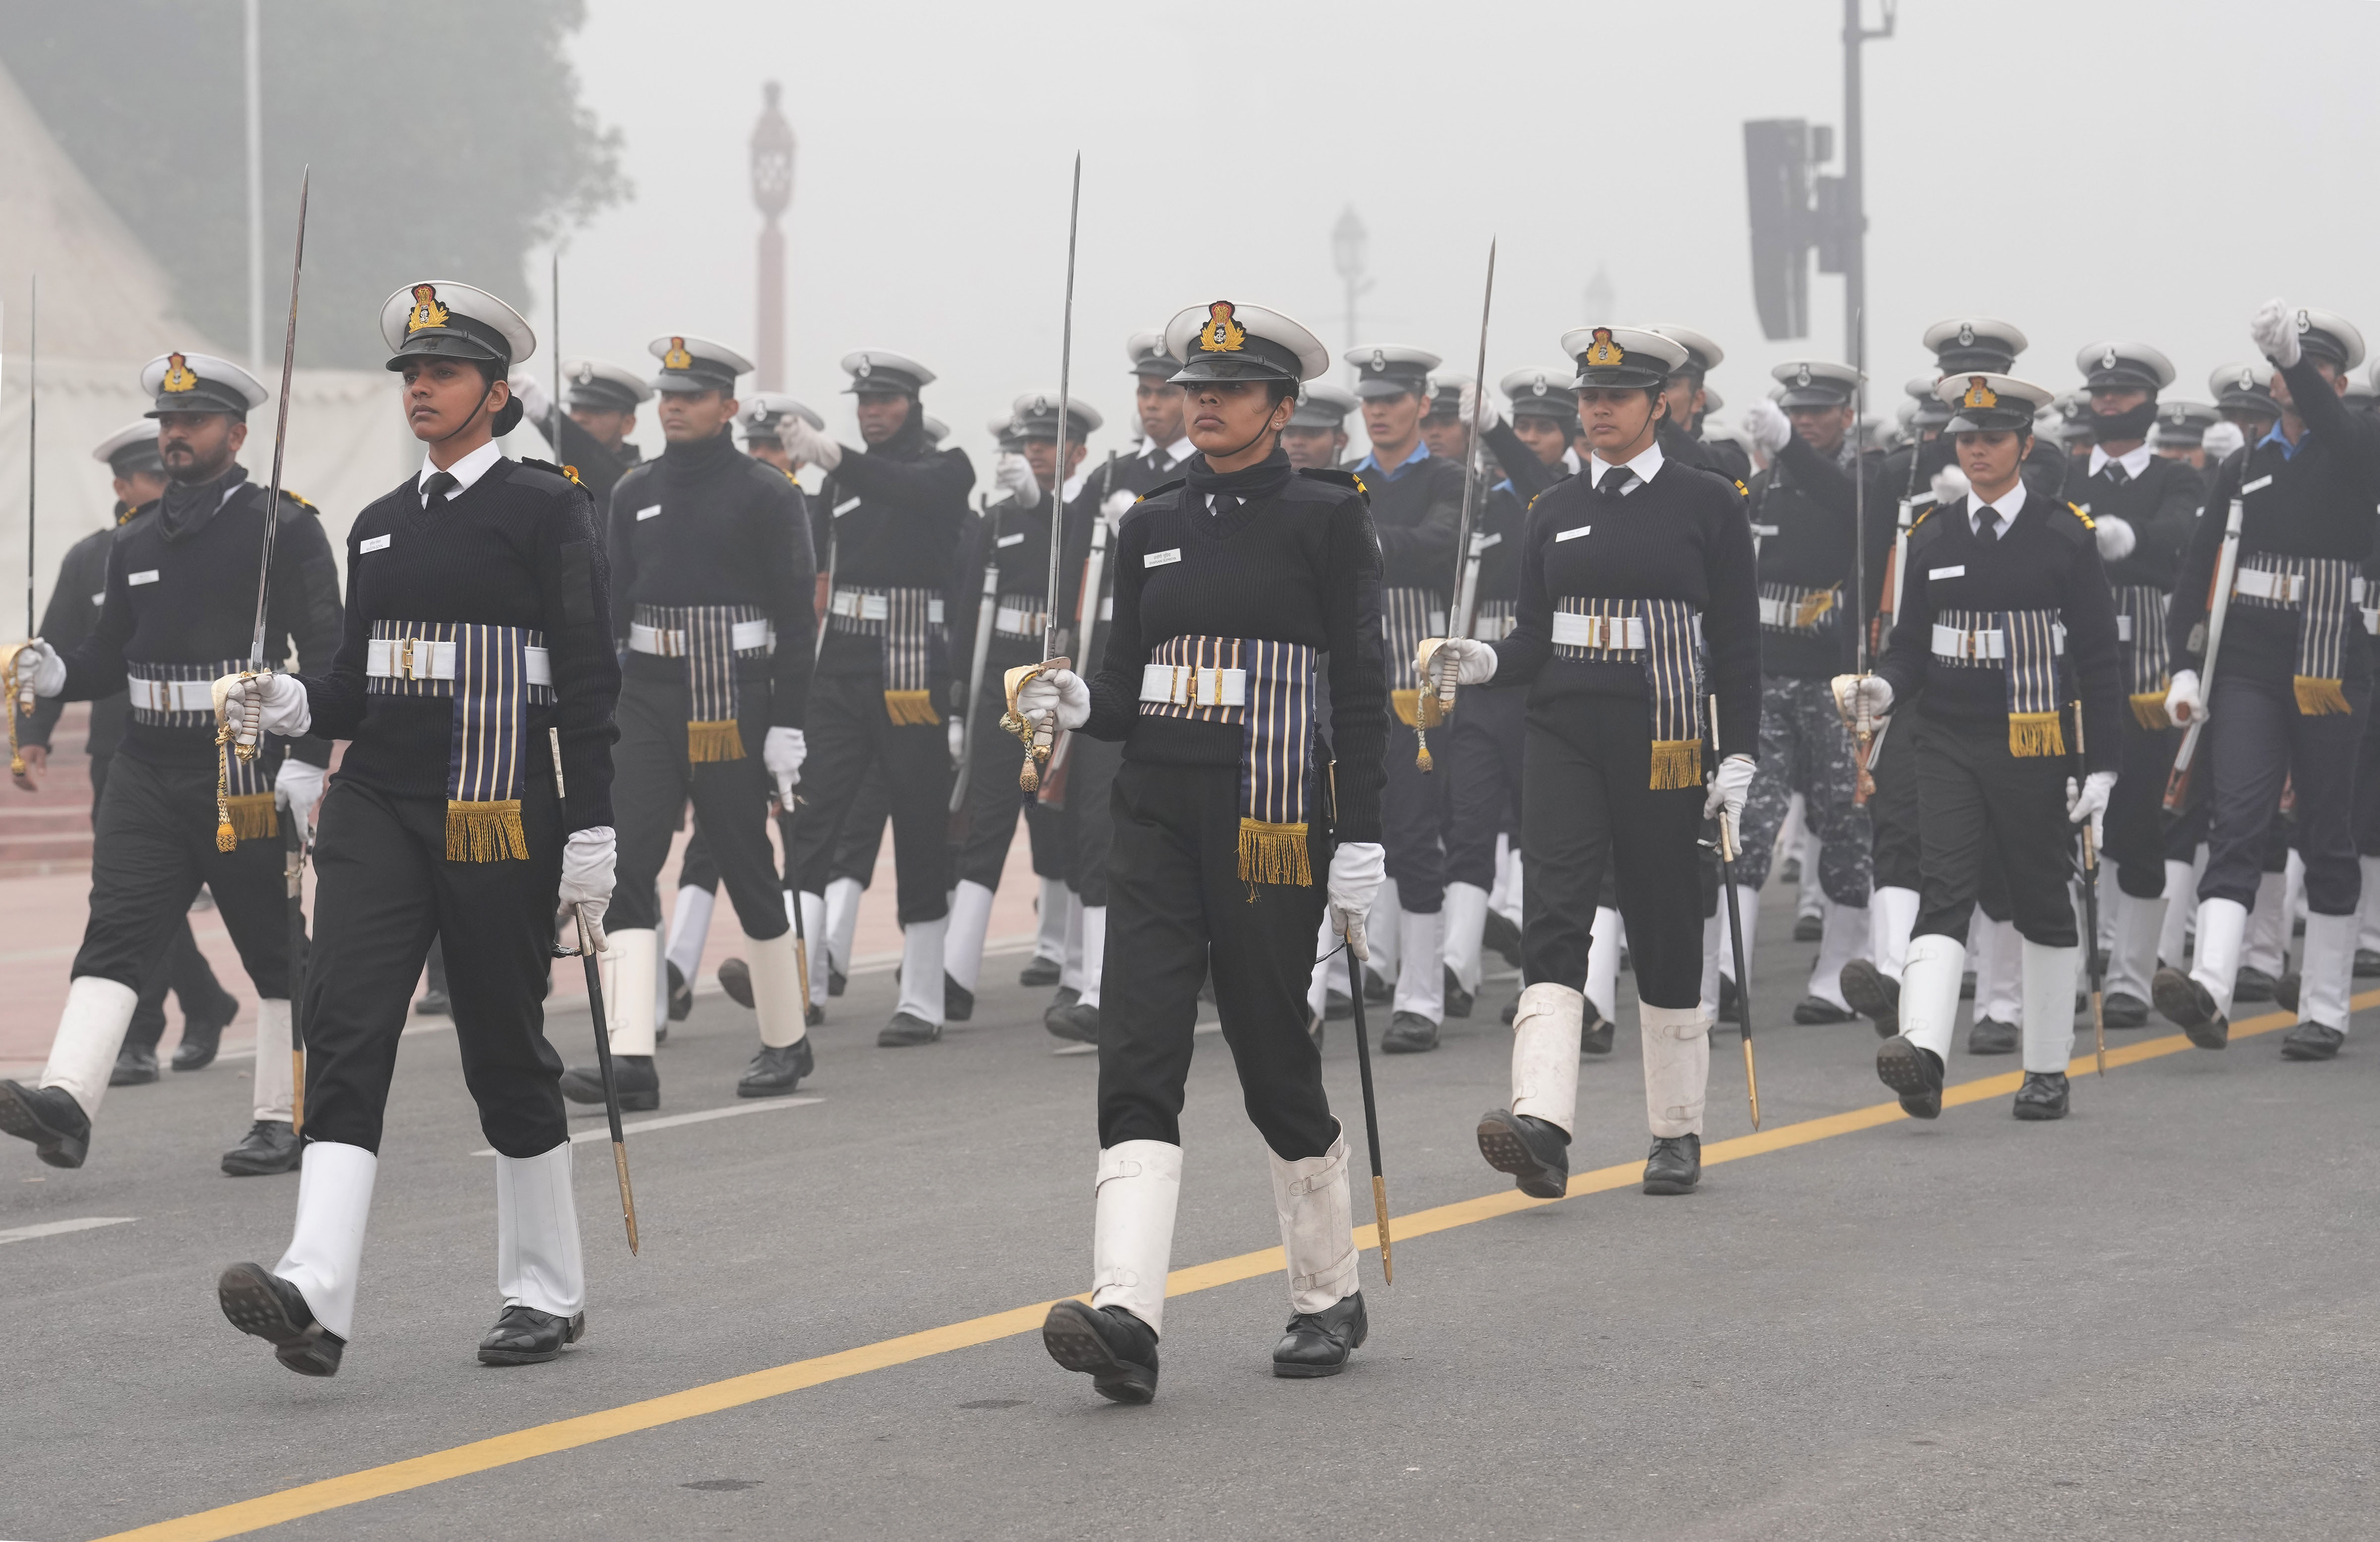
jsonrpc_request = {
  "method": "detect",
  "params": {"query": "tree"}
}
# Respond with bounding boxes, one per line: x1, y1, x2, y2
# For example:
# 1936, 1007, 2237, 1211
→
0, 0, 627, 367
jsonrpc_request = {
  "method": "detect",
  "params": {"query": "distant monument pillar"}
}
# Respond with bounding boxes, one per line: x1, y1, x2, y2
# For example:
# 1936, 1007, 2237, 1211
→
750, 82, 796, 390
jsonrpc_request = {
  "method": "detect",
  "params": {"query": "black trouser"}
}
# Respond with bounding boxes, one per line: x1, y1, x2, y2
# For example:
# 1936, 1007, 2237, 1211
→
302, 779, 566, 1158
609, 675, 787, 939
1381, 720, 1446, 914
832, 775, 891, 885
1521, 695, 1708, 1009
680, 806, 800, 894
1912, 714, 2077, 947
1439, 686, 1525, 891
2201, 671, 2368, 915
1063, 734, 1122, 907
1867, 707, 1922, 891
2355, 680, 2380, 857
954, 675, 1068, 889
790, 673, 950, 924
1097, 760, 1337, 1161
91, 750, 234, 1052
76, 752, 287, 1000
2106, 716, 2184, 898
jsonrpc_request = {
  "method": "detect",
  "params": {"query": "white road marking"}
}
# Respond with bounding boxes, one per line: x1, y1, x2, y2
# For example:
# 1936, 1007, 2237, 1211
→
0, 1216, 133, 1245
473, 1097, 821, 1155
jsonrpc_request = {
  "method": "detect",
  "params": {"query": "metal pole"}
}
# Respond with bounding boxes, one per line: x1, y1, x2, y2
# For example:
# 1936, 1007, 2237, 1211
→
244, 0, 265, 375
1841, 0, 1864, 371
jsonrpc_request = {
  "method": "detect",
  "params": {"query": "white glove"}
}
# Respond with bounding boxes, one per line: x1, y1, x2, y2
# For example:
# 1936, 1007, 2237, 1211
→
1328, 840, 1386, 961
1930, 464, 1971, 505
2202, 421, 2245, 460
993, 451, 1040, 506
2165, 669, 2203, 726
509, 372, 554, 427
2094, 514, 2136, 563
12, 639, 64, 698
1457, 381, 1499, 440
2251, 298, 2301, 369
780, 418, 843, 473
1703, 753, 1756, 842
1741, 397, 1793, 455
273, 757, 327, 831
763, 725, 805, 803
2067, 769, 2117, 846
1100, 489, 1136, 524
1433, 637, 1498, 684
948, 714, 967, 765
219, 669, 311, 737
559, 825, 617, 950
1832, 673, 1894, 725
1015, 667, 1090, 731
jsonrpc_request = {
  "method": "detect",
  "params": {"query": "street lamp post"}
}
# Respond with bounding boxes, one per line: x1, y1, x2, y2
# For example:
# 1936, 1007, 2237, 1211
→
1331, 206, 1371, 382
750, 82, 796, 392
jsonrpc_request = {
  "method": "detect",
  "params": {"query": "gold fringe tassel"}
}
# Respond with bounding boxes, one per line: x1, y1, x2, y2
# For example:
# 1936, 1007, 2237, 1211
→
687, 720, 746, 762
445, 799, 529, 863
223, 793, 279, 845
1648, 739, 1703, 791
2295, 675, 2352, 716
1793, 591, 1835, 628
2129, 690, 2172, 731
2008, 711, 2067, 758
1236, 819, 1313, 887
1389, 688, 1423, 728
883, 689, 941, 727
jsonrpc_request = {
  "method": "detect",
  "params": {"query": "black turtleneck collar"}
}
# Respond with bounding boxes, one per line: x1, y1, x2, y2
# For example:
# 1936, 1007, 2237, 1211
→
158, 462, 248, 541
659, 428, 742, 478
1183, 445, 1294, 504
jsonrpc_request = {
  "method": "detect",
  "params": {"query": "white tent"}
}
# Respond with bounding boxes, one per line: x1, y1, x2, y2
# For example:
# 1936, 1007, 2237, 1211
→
0, 60, 414, 625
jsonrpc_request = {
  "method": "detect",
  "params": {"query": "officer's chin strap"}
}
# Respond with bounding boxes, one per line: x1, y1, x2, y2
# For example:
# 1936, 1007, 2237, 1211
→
1209, 399, 1290, 467
432, 369, 502, 445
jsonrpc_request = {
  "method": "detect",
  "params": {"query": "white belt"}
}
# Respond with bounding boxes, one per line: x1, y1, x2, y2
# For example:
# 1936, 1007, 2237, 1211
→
1139, 663, 1246, 708
995, 605, 1046, 637
126, 677, 216, 714
2364, 606, 2379, 637
1930, 624, 2066, 662
1473, 613, 1515, 641
1100, 596, 1113, 622
1549, 612, 1647, 651
2234, 567, 2303, 604
829, 590, 946, 624
366, 637, 553, 685
627, 618, 772, 657
1756, 595, 1833, 629
2115, 614, 2132, 642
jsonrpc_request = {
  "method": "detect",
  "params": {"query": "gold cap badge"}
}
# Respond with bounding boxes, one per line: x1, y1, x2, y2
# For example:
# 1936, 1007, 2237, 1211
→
1199, 301, 1246, 354
663, 337, 694, 371
406, 284, 449, 334
1582, 328, 1624, 369
1961, 375, 1998, 410
161, 353, 198, 393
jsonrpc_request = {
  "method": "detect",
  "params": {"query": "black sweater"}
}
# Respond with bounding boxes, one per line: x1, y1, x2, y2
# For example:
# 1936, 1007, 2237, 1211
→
608, 430, 815, 729
305, 457, 620, 833
1877, 493, 2122, 773
813, 416, 975, 687
25, 522, 126, 759
2168, 358, 2380, 686
964, 473, 1109, 678
2071, 450, 2202, 592
1489, 455, 1763, 757
1081, 460, 1388, 845
60, 468, 341, 773
1746, 433, 1868, 679
1358, 447, 1463, 590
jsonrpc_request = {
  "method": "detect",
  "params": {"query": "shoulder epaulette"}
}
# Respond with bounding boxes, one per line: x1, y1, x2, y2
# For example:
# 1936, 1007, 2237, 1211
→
2067, 500, 2094, 528
513, 457, 591, 498
2050, 501, 2093, 545
1141, 477, 1186, 500
1734, 479, 1749, 499
277, 489, 316, 512
1907, 505, 1948, 552
1295, 466, 1368, 498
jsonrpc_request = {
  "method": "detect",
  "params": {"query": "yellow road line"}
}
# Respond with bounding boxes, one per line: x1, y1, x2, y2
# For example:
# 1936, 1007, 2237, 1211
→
98, 994, 2353, 1542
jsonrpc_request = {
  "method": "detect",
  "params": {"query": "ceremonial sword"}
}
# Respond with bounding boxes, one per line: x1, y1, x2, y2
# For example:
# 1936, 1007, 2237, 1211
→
1007, 155, 1081, 793
3, 277, 35, 779
1036, 453, 1123, 811
550, 727, 639, 1254
1708, 694, 1761, 1130
1330, 760, 1392, 1283
1417, 238, 1496, 771
1849, 310, 1876, 802
2164, 443, 2247, 810
2073, 700, 2107, 1077
225, 168, 309, 778
950, 495, 999, 832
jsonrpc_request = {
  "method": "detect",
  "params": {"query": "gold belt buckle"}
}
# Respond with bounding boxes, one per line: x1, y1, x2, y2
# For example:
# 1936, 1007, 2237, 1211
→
398, 637, 417, 678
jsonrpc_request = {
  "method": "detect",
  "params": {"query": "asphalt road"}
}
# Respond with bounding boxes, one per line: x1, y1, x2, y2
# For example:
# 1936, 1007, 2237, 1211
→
3, 888, 2374, 1542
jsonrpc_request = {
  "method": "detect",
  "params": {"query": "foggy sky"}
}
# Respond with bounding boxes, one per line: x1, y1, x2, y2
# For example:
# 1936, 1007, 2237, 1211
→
547, 0, 2380, 475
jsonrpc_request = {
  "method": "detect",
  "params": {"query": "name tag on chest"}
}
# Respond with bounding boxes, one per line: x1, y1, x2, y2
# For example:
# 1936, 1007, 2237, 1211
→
1929, 565, 1965, 580
89, 592, 105, 607
1555, 526, 1592, 543
1145, 548, 1183, 568
996, 532, 1025, 549
359, 534, 392, 554
2241, 475, 2273, 495
127, 569, 160, 586
635, 504, 663, 522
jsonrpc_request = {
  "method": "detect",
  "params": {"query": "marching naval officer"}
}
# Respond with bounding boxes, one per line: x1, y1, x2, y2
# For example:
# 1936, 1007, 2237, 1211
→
1281, 380, 1358, 472
512, 357, 651, 510
212, 281, 619, 1373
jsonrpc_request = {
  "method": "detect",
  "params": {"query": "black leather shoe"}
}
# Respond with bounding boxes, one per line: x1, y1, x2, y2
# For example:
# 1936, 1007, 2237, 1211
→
1966, 1016, 2019, 1055
1875, 1035, 1945, 1119
1642, 1133, 1702, 1195
1792, 995, 1855, 1025
1794, 912, 1825, 942
110, 1045, 160, 1087
2102, 990, 2149, 1028
1476, 1108, 1569, 1199
173, 992, 238, 1071
829, 966, 848, 997
666, 961, 693, 1022
1363, 967, 1391, 1004
1324, 989, 1353, 1022
561, 1054, 658, 1110
2273, 973, 2301, 1016
477, 1304, 585, 1365
0, 1081, 90, 1167
2012, 1070, 2070, 1120
2232, 965, 2276, 1002
2152, 966, 2228, 1049
2281, 1021, 2346, 1061
737, 1040, 813, 1096
1046, 1000, 1100, 1044
1581, 1007, 1615, 1056
1779, 855, 1802, 884
1719, 975, 1740, 1019
1382, 1011, 1438, 1053
946, 974, 974, 1023
1960, 970, 1975, 1000
221, 1119, 301, 1176
1840, 958, 1900, 1039
1501, 997, 1517, 1025
1482, 907, 1523, 969
1043, 1299, 1159, 1403
1443, 966, 1473, 1019
805, 1002, 825, 1027
415, 987, 451, 1017
1019, 955, 1062, 987
217, 1262, 343, 1376
1272, 1291, 1368, 1377
717, 957, 754, 1008
879, 1011, 941, 1047
1049, 985, 1080, 1014
2356, 947, 2380, 979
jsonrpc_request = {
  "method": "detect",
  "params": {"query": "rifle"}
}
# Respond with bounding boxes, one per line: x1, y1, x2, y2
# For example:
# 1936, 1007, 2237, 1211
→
1331, 759, 1392, 1282
1708, 694, 1760, 1130
949, 494, 999, 836
549, 728, 638, 1254
2164, 450, 2248, 810
2073, 700, 2106, 1077
1417, 238, 1495, 771
1007, 155, 1082, 792
1850, 312, 1874, 802
1038, 452, 1122, 811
